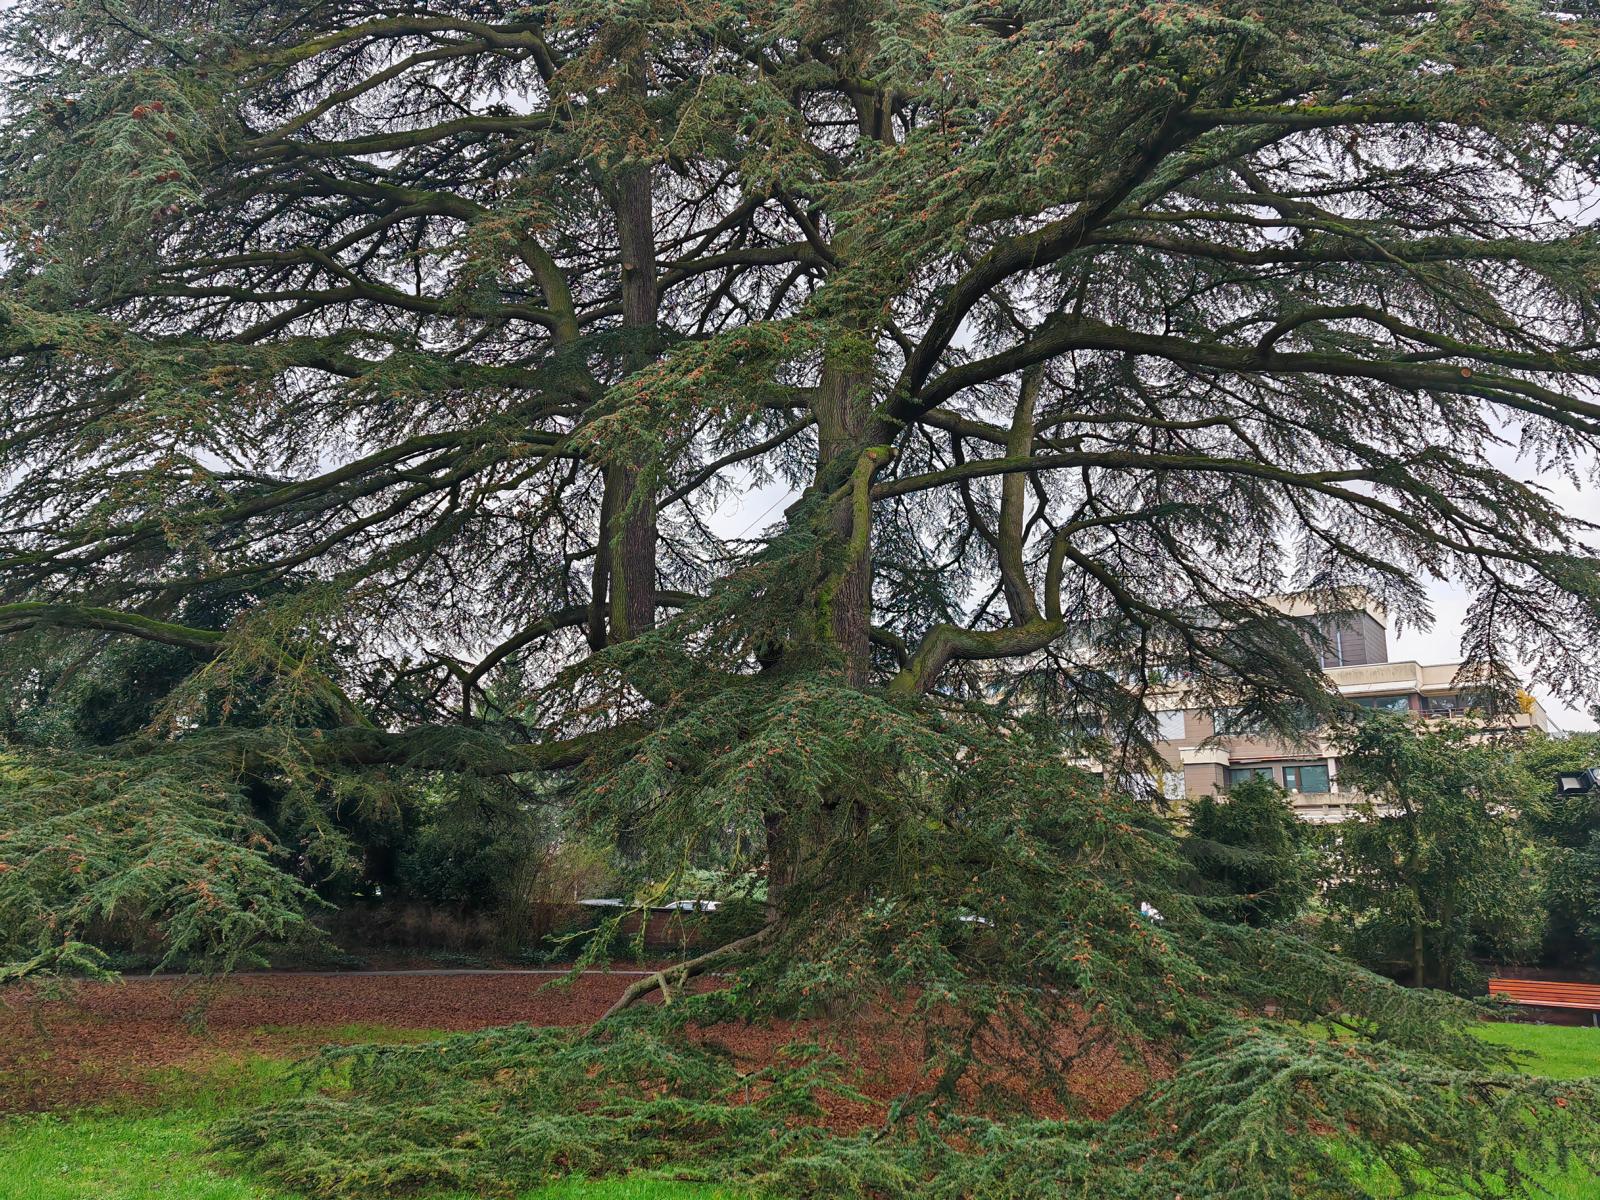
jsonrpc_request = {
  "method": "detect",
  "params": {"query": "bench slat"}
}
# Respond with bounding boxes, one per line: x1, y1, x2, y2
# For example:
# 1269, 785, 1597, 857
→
1488, 981, 1600, 993
1492, 999, 1600, 1010
1488, 978, 1600, 1010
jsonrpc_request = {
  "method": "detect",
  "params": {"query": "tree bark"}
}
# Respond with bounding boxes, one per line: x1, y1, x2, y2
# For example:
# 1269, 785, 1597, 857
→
1412, 908, 1428, 989
603, 147, 659, 644
997, 366, 1042, 624
760, 74, 896, 919
802, 74, 901, 686
605, 461, 657, 642
813, 364, 875, 683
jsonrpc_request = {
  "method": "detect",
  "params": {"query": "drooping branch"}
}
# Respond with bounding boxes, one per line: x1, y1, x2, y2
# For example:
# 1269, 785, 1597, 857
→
599, 924, 775, 1021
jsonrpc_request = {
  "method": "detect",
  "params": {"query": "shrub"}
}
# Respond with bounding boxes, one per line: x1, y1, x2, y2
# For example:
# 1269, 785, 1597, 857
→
1182, 777, 1317, 927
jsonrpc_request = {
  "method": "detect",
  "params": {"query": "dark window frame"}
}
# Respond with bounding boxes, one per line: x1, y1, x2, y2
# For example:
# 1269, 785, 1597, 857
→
1283, 762, 1331, 795
1226, 765, 1276, 787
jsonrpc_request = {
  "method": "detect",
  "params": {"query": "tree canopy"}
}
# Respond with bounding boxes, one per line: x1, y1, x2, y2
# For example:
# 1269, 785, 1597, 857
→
1326, 712, 1543, 992
1519, 729, 1600, 964
4, 1, 1600, 1195
1183, 774, 1316, 928
4, 0, 1599, 745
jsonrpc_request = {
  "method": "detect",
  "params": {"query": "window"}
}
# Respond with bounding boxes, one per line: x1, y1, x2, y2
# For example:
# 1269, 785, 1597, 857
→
1213, 706, 1264, 736
1160, 771, 1187, 801
1283, 763, 1331, 794
1155, 710, 1186, 741
1322, 624, 1347, 668
1423, 693, 1477, 716
1352, 694, 1411, 713
1119, 773, 1161, 799
1227, 766, 1275, 787
1065, 713, 1103, 739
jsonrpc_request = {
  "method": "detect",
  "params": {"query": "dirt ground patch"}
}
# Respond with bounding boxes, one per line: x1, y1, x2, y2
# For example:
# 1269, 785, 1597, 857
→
0, 970, 1159, 1125
0, 970, 645, 1114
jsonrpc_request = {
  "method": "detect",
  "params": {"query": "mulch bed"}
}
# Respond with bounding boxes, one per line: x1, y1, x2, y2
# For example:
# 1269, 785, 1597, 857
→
0, 970, 639, 1114
0, 970, 1160, 1126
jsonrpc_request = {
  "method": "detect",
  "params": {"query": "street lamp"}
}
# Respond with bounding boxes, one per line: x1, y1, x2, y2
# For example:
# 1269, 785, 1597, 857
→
1555, 768, 1600, 797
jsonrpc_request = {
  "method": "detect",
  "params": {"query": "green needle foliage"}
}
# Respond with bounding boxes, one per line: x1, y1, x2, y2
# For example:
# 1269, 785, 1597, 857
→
216, 1014, 1600, 1200
4, 0, 1600, 1193
0, 743, 323, 980
1325, 714, 1545, 994
1183, 776, 1318, 928
221, 670, 1600, 1198
1517, 731, 1600, 966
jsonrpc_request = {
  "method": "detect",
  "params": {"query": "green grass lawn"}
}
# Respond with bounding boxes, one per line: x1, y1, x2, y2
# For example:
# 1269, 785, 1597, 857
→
2, 1021, 1596, 1200
1473, 1021, 1600, 1080
0, 1036, 745, 1200
0, 1105, 743, 1200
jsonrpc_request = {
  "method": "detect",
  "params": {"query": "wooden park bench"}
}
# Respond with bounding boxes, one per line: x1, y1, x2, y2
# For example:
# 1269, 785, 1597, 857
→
1488, 977, 1600, 1024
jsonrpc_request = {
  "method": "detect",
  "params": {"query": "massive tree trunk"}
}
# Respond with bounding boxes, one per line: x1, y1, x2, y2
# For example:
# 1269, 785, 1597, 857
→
762, 85, 894, 919
603, 151, 659, 645
605, 461, 657, 642
602, 110, 660, 867
1412, 905, 1428, 989
813, 363, 875, 684
758, 364, 879, 919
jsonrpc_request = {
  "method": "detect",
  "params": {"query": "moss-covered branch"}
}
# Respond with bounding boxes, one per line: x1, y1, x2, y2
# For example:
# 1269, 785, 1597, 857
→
0, 602, 223, 651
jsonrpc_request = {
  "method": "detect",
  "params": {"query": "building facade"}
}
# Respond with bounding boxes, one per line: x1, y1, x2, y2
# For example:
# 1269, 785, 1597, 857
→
1147, 593, 1551, 822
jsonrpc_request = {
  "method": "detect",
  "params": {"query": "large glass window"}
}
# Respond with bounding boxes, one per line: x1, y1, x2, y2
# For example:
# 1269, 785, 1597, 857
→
1155, 710, 1186, 741
1352, 694, 1411, 713
1227, 766, 1275, 787
1283, 763, 1331, 794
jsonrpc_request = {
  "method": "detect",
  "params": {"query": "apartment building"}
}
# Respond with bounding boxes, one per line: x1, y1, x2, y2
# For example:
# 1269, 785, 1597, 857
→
1146, 592, 1551, 822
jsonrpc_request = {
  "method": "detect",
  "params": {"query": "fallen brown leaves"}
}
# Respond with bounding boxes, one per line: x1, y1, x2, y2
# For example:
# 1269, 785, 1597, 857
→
1, 970, 1162, 1130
